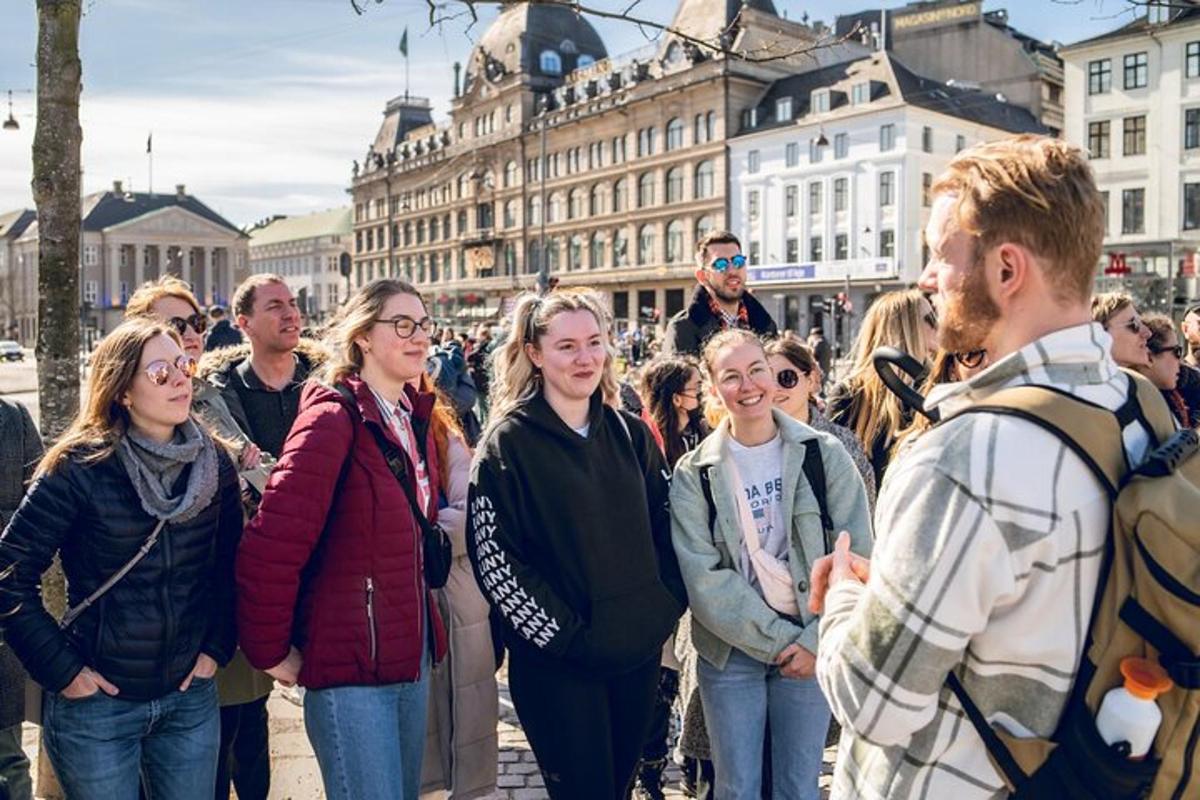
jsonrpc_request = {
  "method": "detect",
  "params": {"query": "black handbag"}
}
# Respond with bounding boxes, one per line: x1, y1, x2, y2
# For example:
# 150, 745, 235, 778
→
335, 385, 453, 589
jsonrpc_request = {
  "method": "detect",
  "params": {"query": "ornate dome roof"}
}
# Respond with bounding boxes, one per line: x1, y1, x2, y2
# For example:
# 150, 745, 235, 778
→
464, 3, 608, 90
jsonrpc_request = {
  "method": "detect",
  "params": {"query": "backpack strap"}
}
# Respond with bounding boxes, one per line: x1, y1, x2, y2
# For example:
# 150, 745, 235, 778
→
698, 465, 717, 533
946, 671, 1030, 792
801, 438, 835, 556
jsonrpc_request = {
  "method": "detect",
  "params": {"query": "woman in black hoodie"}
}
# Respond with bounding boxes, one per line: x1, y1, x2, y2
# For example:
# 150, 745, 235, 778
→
468, 288, 686, 800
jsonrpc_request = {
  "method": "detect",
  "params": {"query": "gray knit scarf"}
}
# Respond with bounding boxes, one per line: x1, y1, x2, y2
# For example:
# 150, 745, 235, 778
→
116, 418, 219, 523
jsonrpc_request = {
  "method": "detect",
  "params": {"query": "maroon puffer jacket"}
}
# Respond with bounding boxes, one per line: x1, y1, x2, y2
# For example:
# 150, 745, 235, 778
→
236, 375, 447, 689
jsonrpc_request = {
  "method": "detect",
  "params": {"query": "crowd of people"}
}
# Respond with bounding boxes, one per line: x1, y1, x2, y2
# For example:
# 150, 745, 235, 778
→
0, 133, 1198, 800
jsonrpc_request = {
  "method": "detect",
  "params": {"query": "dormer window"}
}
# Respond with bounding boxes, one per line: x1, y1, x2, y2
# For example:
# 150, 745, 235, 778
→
665, 42, 683, 65
775, 97, 793, 122
851, 82, 870, 105
560, 39, 578, 54
578, 54, 596, 69
811, 90, 831, 114
540, 50, 562, 75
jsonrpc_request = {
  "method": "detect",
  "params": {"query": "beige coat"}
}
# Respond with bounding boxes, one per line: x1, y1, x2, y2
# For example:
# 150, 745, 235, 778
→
420, 434, 498, 800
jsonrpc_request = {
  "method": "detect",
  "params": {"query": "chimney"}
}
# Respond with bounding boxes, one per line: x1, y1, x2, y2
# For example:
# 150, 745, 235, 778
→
453, 62, 462, 98
175, 183, 186, 200
112, 179, 123, 193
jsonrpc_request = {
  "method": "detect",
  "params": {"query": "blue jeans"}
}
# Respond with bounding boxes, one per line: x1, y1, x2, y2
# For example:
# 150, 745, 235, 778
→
303, 643, 431, 800
42, 676, 219, 800
697, 648, 830, 800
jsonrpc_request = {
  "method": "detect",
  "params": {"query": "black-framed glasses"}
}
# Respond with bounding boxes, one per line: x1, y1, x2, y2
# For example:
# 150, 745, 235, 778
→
167, 314, 207, 336
776, 367, 807, 389
376, 315, 437, 339
954, 349, 987, 369
1151, 344, 1184, 359
145, 354, 197, 386
710, 254, 747, 272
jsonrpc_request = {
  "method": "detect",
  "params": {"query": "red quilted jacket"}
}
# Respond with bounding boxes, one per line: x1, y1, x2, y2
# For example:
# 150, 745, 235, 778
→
236, 375, 447, 689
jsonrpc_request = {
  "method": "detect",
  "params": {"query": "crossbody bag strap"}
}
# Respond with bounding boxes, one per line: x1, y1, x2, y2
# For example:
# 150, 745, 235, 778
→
800, 439, 834, 555
698, 465, 717, 534
60, 517, 168, 630
357, 407, 440, 541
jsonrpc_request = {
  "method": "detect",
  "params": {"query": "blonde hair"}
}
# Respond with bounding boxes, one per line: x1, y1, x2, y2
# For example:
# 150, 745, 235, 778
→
319, 278, 423, 386
125, 275, 202, 319
485, 288, 618, 439
932, 135, 1104, 304
37, 318, 182, 478
1091, 291, 1135, 327
843, 289, 931, 455
698, 328, 765, 429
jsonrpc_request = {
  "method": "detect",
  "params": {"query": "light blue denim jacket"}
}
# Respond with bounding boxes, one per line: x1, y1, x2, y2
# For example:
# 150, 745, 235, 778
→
670, 409, 873, 669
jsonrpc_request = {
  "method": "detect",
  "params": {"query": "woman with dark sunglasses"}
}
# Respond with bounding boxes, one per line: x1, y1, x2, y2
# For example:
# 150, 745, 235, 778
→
0, 317, 243, 800
1136, 312, 1190, 428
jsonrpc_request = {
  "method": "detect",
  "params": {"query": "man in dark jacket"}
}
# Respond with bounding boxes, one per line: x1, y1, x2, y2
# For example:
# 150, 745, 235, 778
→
205, 306, 243, 351
0, 399, 41, 800
664, 230, 778, 357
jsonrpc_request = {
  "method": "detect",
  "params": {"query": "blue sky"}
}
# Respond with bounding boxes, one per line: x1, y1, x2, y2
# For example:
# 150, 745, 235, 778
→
0, 0, 1141, 227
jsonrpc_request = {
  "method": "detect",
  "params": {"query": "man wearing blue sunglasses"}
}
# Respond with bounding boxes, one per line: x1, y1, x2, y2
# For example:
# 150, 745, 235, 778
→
664, 230, 778, 357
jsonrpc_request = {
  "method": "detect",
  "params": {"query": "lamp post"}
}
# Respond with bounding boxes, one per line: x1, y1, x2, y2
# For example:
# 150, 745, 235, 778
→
3, 89, 33, 131
537, 95, 550, 295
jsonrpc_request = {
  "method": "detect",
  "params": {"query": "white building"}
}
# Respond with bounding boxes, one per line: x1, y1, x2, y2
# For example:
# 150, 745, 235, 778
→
1061, 3, 1200, 313
729, 51, 1045, 345
248, 208, 352, 322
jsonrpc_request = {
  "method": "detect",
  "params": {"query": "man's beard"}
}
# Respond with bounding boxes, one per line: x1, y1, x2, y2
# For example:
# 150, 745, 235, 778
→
705, 273, 744, 304
938, 259, 1001, 355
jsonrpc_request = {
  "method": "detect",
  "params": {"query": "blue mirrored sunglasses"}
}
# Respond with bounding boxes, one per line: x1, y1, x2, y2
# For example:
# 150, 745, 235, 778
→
710, 254, 747, 272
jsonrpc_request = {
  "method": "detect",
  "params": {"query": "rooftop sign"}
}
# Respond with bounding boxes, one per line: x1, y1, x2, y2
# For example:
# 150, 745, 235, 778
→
892, 2, 981, 32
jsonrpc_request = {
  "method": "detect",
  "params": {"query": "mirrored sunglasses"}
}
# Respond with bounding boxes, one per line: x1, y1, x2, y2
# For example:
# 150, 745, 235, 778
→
710, 254, 747, 272
145, 355, 198, 386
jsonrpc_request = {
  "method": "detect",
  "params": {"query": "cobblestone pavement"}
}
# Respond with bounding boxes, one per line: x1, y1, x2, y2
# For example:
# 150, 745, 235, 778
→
23, 673, 835, 799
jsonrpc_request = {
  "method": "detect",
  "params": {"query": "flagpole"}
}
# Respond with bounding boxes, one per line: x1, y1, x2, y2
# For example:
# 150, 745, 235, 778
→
147, 131, 153, 194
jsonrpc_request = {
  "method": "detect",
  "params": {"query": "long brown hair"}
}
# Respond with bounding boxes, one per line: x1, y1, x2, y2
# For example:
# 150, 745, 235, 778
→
639, 355, 701, 468
417, 371, 466, 494
37, 318, 182, 478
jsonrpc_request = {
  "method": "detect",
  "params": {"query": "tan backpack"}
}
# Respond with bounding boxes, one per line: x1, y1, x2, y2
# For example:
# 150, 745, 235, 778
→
946, 371, 1200, 800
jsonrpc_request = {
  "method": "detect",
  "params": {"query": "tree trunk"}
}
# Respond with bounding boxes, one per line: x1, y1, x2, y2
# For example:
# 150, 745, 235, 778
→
32, 3, 81, 797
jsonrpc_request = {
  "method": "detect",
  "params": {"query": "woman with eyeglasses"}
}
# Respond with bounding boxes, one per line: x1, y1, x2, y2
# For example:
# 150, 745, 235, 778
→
0, 317, 243, 799
468, 289, 686, 799
235, 279, 447, 800
1135, 312, 1190, 428
764, 334, 876, 512
125, 276, 276, 800
827, 288, 939, 487
638, 355, 709, 471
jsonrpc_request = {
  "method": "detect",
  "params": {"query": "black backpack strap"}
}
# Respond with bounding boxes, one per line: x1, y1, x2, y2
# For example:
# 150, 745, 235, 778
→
945, 671, 1029, 791
1119, 597, 1200, 690
801, 438, 834, 555
698, 465, 717, 533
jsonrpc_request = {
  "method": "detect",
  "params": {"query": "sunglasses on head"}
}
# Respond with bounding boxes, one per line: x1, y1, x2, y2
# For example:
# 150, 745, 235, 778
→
144, 354, 198, 386
776, 367, 808, 389
710, 254, 747, 272
1151, 344, 1184, 359
167, 314, 207, 336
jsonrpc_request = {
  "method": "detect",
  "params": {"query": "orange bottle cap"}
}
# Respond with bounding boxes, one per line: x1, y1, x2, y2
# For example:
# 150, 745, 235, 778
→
1120, 657, 1174, 700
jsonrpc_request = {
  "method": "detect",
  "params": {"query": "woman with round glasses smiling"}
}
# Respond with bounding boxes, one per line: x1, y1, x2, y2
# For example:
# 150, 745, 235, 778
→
0, 317, 243, 800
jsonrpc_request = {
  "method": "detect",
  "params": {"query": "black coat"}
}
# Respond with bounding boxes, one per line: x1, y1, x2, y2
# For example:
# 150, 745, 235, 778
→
204, 319, 243, 351
663, 285, 778, 357
0, 446, 242, 701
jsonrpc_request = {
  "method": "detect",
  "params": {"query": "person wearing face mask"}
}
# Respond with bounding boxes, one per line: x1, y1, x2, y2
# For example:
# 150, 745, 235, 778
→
467, 289, 686, 800
125, 276, 275, 800
236, 279, 448, 800
664, 231, 778, 357
1091, 291, 1152, 369
0, 318, 243, 800
669, 329, 871, 800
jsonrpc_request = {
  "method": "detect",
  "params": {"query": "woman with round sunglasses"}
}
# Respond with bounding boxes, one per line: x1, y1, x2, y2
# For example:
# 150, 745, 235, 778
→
0, 317, 243, 800
236, 279, 447, 800
764, 334, 876, 512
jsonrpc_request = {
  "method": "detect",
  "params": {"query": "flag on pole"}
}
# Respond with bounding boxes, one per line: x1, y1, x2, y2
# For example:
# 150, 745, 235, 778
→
146, 132, 152, 154
399, 27, 408, 57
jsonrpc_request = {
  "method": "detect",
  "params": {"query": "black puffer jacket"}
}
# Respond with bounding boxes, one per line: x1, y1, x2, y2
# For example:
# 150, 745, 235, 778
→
663, 285, 778, 357
0, 446, 242, 701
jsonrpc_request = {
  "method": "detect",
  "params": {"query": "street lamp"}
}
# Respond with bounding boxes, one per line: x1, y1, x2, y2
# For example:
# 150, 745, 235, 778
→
4, 91, 21, 131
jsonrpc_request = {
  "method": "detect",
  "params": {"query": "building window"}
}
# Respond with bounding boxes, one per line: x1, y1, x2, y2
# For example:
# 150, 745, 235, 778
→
1089, 120, 1111, 158
785, 142, 799, 167
785, 238, 798, 262
568, 189, 584, 220
811, 90, 830, 113
569, 235, 583, 271
851, 82, 869, 105
922, 126, 933, 153
666, 117, 684, 151
664, 167, 683, 204
834, 178, 847, 212
503, 200, 516, 228
785, 185, 798, 217
1188, 42, 1200, 79
611, 135, 627, 164
808, 182, 822, 216
880, 124, 895, 152
922, 173, 933, 207
694, 111, 716, 144
1123, 115, 1146, 156
527, 197, 541, 226
809, 138, 824, 163
84, 280, 98, 304
879, 230, 895, 257
1100, 191, 1110, 236
614, 178, 628, 212
694, 161, 715, 199
834, 133, 848, 159
1089, 59, 1111, 94
879, 171, 895, 207
590, 233, 605, 269
748, 242, 760, 264
748, 150, 761, 173
83, 245, 97, 266
696, 215, 715, 238
1186, 109, 1200, 150
590, 184, 604, 216
637, 224, 656, 265
775, 97, 793, 122
1122, 188, 1145, 234
548, 193, 563, 223
637, 127, 657, 157
666, 220, 685, 263
809, 236, 823, 262
1185, 184, 1200, 230
834, 233, 848, 260
613, 229, 629, 267
748, 190, 760, 220
638, 172, 655, 208
540, 50, 562, 74
1124, 52, 1148, 89
956, 134, 966, 153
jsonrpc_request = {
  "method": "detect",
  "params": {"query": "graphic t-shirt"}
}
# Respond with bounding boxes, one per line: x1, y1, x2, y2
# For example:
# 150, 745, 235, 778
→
726, 432, 786, 594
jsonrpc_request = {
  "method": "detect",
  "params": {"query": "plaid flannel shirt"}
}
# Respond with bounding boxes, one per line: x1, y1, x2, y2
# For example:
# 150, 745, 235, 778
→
817, 323, 1154, 799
